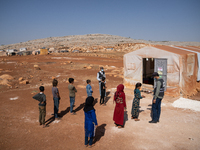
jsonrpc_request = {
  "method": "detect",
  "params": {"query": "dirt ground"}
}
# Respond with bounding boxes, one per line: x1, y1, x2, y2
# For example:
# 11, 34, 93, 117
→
0, 54, 200, 150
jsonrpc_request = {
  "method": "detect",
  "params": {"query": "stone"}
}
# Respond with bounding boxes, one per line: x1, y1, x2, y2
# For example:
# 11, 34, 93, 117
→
34, 65, 40, 70
87, 66, 92, 69
18, 77, 24, 81
19, 80, 29, 84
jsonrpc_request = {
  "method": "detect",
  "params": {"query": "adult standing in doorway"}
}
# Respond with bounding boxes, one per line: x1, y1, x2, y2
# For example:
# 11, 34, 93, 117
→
97, 67, 106, 97
149, 72, 165, 123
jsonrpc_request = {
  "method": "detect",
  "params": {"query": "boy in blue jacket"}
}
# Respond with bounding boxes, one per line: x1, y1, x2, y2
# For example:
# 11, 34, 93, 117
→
83, 96, 98, 147
86, 79, 93, 97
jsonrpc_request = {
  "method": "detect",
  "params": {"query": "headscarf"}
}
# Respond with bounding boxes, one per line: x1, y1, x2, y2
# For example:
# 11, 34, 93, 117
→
114, 84, 124, 101
84, 96, 95, 112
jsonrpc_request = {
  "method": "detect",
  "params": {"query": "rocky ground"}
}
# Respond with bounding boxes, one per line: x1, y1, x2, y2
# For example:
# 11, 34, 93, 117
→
1, 34, 200, 52
0, 53, 200, 150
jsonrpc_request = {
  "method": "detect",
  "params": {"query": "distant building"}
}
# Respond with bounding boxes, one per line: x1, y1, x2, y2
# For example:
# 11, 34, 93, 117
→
7, 49, 17, 53
40, 49, 48, 55
19, 48, 27, 51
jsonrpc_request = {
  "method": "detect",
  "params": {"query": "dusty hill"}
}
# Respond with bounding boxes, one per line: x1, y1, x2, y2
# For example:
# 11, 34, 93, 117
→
1, 34, 200, 51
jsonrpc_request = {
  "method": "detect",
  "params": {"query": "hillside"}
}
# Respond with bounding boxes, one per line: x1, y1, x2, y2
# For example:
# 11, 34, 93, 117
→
1, 34, 200, 51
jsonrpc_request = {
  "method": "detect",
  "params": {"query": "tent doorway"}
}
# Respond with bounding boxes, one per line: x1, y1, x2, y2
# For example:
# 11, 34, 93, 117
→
143, 58, 154, 85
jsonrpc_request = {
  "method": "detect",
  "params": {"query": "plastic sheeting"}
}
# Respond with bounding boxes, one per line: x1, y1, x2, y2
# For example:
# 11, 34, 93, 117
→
170, 46, 200, 81
124, 46, 199, 97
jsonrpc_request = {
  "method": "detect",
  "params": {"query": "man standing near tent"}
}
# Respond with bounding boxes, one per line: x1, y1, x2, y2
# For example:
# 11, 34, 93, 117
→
149, 72, 165, 123
97, 67, 106, 97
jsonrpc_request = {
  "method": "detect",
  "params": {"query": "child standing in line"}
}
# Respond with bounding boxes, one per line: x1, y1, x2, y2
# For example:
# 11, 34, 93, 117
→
113, 84, 126, 128
131, 83, 145, 121
86, 79, 93, 97
100, 77, 106, 105
84, 96, 98, 148
68, 78, 77, 115
32, 86, 47, 128
52, 79, 61, 120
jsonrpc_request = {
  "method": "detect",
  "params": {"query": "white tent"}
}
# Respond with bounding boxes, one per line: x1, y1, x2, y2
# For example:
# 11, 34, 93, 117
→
124, 45, 200, 97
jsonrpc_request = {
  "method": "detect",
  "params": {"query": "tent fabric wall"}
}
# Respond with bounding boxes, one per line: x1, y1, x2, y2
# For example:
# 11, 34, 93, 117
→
170, 46, 200, 81
40, 49, 48, 55
124, 46, 198, 97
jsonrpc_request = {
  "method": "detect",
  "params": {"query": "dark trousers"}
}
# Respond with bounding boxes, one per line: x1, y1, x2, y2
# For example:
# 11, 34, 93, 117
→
53, 97, 60, 118
152, 98, 162, 121
85, 136, 93, 146
39, 106, 46, 124
100, 92, 105, 104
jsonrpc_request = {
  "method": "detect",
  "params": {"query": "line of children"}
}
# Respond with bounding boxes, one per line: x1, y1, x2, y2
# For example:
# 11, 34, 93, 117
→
33, 72, 162, 147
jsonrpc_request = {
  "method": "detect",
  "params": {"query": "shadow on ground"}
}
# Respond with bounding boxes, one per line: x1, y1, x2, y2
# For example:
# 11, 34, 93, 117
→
123, 111, 128, 127
93, 124, 106, 144
105, 91, 111, 104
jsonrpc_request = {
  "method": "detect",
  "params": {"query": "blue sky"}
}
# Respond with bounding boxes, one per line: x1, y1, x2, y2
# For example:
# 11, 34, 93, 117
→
0, 0, 200, 45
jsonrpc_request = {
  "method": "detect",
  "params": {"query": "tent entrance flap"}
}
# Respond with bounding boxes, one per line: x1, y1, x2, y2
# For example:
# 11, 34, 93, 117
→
143, 58, 154, 85
154, 58, 167, 91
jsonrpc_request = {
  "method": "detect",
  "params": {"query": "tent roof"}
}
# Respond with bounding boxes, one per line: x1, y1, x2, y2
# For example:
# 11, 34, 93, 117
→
175, 46, 200, 53
153, 45, 195, 55
125, 45, 199, 56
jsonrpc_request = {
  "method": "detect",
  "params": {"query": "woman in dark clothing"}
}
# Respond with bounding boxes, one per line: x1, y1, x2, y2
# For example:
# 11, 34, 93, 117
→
131, 83, 145, 121
84, 96, 98, 147
113, 84, 126, 128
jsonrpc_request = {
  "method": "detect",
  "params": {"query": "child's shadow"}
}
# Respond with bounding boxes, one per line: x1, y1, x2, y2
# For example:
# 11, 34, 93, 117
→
104, 91, 111, 104
74, 103, 85, 113
59, 107, 70, 117
147, 104, 153, 119
123, 111, 128, 127
93, 98, 98, 106
93, 124, 106, 144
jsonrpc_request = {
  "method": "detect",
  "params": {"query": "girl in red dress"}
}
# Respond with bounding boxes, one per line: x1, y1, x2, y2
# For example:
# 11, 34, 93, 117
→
113, 84, 126, 128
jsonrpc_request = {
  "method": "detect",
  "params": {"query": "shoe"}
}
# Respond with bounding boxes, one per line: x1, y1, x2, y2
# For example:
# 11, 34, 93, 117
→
149, 120, 157, 123
71, 112, 76, 115
89, 144, 95, 148
131, 117, 136, 119
134, 118, 140, 121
